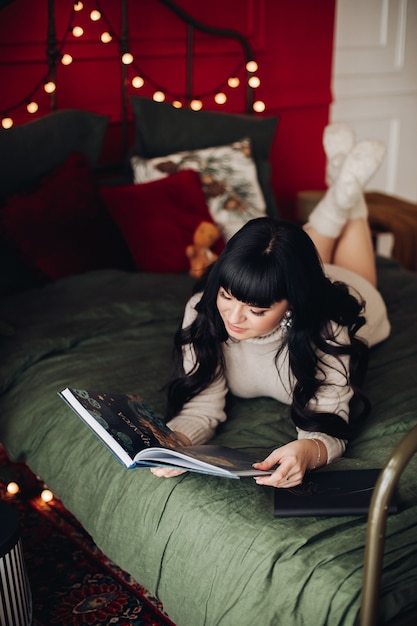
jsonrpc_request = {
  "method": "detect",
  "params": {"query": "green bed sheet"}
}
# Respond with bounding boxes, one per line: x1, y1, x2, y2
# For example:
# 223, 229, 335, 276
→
0, 258, 416, 626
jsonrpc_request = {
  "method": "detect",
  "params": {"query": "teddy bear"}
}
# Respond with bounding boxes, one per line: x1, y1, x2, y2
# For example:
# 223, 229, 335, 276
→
186, 221, 222, 278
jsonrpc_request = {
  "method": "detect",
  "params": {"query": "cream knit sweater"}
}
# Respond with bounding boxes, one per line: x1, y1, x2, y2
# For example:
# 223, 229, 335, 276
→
167, 264, 391, 463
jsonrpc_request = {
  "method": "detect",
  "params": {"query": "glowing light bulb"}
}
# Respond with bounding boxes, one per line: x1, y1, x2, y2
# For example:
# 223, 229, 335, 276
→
41, 488, 54, 503
172, 100, 182, 108
190, 99, 203, 111
153, 91, 165, 102
44, 81, 56, 94
132, 75, 144, 89
248, 76, 260, 88
214, 92, 227, 105
227, 77, 240, 88
1, 117, 13, 129
6, 481, 20, 495
72, 26, 84, 37
90, 10, 101, 21
61, 53, 73, 66
246, 60, 258, 73
101, 31, 112, 43
253, 100, 266, 113
122, 52, 134, 65
26, 101, 38, 113
73, 1, 83, 11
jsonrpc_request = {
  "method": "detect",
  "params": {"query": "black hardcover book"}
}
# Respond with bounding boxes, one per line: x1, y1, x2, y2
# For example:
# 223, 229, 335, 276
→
274, 468, 398, 517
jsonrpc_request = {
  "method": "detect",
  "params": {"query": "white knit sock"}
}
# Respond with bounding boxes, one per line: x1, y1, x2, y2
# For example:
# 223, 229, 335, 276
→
308, 139, 386, 237
349, 194, 369, 220
307, 185, 349, 238
334, 140, 385, 210
323, 122, 356, 185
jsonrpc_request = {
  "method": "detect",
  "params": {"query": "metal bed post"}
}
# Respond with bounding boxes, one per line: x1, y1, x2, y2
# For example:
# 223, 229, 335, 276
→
120, 0, 130, 158
46, 0, 58, 111
156, 0, 256, 113
360, 422, 417, 626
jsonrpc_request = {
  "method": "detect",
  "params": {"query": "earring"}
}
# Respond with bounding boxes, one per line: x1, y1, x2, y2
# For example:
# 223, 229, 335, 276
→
280, 310, 293, 331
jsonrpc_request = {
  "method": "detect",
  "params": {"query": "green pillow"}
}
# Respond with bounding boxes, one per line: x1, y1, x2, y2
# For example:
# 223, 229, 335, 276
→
0, 109, 108, 201
130, 97, 279, 217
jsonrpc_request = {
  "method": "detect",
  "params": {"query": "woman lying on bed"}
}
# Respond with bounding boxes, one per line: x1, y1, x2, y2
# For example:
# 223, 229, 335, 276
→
152, 131, 390, 488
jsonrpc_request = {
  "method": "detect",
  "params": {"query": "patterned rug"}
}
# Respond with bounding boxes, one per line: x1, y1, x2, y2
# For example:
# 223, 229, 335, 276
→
0, 447, 175, 626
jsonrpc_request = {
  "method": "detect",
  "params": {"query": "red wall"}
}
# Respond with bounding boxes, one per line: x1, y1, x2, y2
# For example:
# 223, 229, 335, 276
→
0, 0, 336, 218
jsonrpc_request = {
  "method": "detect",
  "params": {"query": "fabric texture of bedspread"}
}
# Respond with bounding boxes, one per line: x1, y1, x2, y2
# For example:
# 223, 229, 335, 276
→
0, 258, 416, 626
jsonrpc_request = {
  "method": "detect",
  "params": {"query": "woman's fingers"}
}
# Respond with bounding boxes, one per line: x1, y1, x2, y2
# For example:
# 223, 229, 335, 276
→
150, 467, 186, 478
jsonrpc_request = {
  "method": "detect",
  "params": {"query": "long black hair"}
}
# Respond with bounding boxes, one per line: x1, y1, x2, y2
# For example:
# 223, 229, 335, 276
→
166, 217, 370, 439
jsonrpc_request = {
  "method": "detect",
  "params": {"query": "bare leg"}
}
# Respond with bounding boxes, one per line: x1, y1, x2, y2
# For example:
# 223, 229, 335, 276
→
304, 217, 377, 286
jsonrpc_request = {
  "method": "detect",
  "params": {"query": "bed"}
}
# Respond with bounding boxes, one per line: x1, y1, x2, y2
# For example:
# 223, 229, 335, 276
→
0, 102, 416, 626
2, 3, 417, 618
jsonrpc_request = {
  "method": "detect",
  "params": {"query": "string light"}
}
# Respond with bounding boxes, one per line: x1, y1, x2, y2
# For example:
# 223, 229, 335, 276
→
61, 53, 73, 66
227, 77, 240, 88
153, 91, 165, 102
246, 60, 258, 72
90, 9, 101, 21
253, 100, 266, 113
248, 76, 260, 88
132, 75, 144, 89
44, 81, 56, 94
121, 52, 134, 65
2, 1, 266, 123
1, 117, 13, 128
214, 92, 227, 105
190, 99, 203, 111
26, 101, 39, 114
72, 25, 84, 37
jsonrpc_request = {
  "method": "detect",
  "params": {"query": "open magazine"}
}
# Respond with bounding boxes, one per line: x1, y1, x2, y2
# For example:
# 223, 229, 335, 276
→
59, 388, 274, 479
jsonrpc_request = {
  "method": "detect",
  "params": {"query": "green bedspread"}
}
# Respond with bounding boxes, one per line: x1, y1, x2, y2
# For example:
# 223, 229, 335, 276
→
1, 258, 416, 626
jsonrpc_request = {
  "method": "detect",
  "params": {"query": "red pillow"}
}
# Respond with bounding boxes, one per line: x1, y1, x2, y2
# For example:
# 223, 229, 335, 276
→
100, 170, 224, 273
0, 152, 133, 282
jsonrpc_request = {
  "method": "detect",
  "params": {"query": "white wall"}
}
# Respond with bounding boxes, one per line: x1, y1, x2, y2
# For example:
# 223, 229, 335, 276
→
331, 0, 417, 203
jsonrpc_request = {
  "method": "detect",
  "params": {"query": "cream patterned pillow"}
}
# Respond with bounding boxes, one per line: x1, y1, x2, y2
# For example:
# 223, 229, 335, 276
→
130, 138, 267, 241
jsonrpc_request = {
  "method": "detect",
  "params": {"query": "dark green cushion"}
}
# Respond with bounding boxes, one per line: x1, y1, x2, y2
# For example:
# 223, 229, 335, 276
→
130, 96, 279, 217
0, 109, 108, 201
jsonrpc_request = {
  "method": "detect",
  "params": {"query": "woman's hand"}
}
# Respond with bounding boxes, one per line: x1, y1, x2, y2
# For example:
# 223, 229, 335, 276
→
252, 439, 327, 488
150, 431, 192, 478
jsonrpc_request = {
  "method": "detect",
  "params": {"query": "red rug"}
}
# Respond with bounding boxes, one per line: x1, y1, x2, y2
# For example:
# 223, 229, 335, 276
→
0, 447, 175, 626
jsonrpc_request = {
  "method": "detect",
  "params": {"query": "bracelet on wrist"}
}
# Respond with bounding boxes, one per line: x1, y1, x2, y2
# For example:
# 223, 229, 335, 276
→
311, 438, 321, 469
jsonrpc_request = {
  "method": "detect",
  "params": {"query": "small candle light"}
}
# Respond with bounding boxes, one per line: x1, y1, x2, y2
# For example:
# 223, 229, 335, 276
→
41, 488, 54, 503
6, 481, 20, 495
